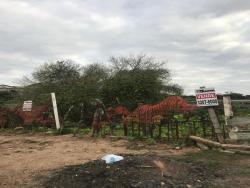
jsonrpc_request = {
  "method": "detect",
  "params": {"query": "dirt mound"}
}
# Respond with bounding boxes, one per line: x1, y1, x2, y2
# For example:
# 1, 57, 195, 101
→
44, 154, 213, 188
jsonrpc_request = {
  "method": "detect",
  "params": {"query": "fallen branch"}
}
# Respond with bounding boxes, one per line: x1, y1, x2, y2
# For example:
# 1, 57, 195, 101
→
190, 136, 250, 151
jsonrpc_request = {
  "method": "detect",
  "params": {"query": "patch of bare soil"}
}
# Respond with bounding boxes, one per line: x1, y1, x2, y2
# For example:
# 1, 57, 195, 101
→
179, 150, 250, 188
0, 133, 196, 188
1, 132, 249, 188
41, 147, 250, 188
43, 154, 213, 188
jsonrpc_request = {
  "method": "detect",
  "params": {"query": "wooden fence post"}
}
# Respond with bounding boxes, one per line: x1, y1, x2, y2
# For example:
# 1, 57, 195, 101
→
167, 123, 170, 142
175, 121, 179, 141
208, 107, 224, 143
131, 120, 134, 136
158, 124, 162, 138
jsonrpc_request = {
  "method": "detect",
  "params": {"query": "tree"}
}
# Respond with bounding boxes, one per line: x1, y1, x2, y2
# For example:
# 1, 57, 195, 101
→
0, 90, 18, 106
19, 55, 183, 126
72, 63, 109, 124
110, 54, 163, 71
32, 60, 80, 84
20, 61, 109, 125
101, 54, 183, 110
229, 92, 245, 100
20, 60, 82, 118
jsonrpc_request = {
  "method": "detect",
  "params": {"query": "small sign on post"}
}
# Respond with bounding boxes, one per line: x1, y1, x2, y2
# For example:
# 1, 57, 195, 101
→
51, 93, 60, 130
195, 87, 224, 143
23, 100, 32, 111
195, 87, 218, 107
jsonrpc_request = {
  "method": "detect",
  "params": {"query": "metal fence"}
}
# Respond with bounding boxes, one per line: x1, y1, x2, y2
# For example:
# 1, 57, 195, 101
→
125, 119, 227, 142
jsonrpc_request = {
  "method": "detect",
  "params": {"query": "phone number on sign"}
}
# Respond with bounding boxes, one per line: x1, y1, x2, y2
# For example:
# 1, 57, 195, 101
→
197, 99, 218, 105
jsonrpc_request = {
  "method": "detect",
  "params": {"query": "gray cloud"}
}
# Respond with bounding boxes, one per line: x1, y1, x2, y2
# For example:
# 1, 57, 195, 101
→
0, 0, 249, 94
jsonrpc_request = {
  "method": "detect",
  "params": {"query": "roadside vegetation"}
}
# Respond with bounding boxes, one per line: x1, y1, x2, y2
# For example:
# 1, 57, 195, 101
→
0, 54, 249, 145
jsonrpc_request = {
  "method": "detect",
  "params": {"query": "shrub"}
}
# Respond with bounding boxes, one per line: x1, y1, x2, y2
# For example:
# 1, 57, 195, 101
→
147, 138, 156, 145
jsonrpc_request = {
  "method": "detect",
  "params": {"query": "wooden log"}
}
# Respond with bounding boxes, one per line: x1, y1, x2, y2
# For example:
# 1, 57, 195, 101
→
229, 149, 250, 155
190, 136, 221, 148
190, 136, 250, 151
222, 143, 250, 151
197, 142, 209, 150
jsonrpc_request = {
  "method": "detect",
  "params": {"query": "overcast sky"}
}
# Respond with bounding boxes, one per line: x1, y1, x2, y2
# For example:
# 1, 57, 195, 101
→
0, 0, 249, 94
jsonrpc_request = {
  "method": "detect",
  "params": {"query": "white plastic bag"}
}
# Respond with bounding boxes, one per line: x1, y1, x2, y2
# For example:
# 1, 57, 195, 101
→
101, 154, 124, 164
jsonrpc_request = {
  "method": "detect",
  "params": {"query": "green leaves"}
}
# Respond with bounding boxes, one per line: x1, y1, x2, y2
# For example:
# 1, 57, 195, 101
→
102, 55, 183, 110
33, 60, 80, 85
20, 55, 183, 126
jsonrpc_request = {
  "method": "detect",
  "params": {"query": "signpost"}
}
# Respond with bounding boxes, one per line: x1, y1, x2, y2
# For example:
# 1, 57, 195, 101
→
195, 87, 218, 107
23, 101, 32, 111
195, 87, 224, 143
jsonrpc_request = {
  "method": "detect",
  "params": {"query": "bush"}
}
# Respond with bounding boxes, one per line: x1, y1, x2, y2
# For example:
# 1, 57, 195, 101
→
60, 127, 75, 134
78, 128, 91, 135
147, 138, 156, 145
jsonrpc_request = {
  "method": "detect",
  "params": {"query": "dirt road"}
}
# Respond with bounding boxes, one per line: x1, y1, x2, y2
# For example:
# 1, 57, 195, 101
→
0, 133, 197, 187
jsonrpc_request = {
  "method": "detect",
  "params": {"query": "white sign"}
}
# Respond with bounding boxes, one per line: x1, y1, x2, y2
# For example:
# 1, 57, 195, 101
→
23, 100, 32, 111
195, 88, 218, 107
